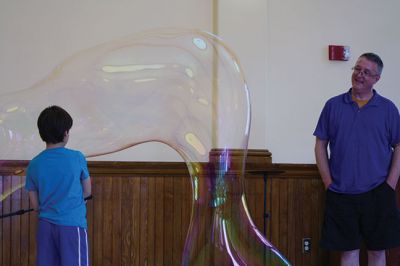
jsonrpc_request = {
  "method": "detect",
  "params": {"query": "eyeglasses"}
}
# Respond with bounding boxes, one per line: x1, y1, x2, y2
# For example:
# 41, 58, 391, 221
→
352, 66, 378, 78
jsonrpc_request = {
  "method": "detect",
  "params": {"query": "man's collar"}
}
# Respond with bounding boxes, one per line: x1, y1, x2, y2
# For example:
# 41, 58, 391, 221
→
344, 88, 380, 106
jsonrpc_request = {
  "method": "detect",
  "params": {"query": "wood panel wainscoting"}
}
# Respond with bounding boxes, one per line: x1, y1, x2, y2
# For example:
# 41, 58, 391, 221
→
1, 149, 400, 266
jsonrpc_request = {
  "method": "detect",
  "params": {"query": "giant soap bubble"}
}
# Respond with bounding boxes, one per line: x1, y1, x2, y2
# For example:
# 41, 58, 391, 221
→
0, 28, 290, 265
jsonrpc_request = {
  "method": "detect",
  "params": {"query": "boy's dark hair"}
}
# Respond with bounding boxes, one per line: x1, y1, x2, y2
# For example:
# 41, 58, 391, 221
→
360, 52, 384, 75
37, 105, 73, 144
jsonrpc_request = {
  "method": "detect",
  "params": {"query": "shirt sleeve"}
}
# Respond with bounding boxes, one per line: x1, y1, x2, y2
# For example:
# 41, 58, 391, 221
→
388, 102, 400, 147
313, 101, 330, 140
78, 151, 90, 180
25, 162, 37, 191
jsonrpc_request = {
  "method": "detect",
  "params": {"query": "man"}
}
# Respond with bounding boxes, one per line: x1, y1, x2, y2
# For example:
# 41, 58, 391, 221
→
314, 53, 400, 265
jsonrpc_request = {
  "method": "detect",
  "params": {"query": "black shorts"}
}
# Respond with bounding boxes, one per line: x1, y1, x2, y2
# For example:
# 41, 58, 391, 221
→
320, 182, 400, 251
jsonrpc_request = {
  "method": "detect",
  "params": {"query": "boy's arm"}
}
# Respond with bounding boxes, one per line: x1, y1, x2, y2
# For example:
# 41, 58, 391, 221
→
28, 191, 39, 211
82, 177, 92, 198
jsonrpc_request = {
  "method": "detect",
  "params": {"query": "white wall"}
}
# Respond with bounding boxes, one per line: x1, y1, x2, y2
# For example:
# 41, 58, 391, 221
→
217, 0, 400, 163
0, 0, 213, 161
1, 0, 400, 163
218, 0, 268, 152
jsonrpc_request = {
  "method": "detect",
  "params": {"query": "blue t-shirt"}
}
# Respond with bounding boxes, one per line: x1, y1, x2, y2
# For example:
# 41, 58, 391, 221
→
314, 89, 400, 194
25, 147, 90, 228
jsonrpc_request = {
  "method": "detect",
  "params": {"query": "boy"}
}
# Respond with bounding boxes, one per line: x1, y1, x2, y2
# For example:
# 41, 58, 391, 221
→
25, 105, 91, 266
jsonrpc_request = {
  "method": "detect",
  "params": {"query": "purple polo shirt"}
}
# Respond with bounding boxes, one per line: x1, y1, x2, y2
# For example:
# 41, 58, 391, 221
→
314, 89, 400, 194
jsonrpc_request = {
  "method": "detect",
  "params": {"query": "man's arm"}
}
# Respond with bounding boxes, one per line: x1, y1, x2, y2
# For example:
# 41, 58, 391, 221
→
82, 177, 92, 198
28, 190, 39, 211
314, 137, 333, 190
386, 144, 400, 190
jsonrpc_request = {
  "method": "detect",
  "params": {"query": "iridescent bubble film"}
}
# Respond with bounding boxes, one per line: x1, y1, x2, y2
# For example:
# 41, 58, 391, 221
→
0, 29, 290, 265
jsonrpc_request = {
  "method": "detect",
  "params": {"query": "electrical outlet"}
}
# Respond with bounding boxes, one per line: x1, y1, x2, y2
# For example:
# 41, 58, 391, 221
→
302, 238, 311, 253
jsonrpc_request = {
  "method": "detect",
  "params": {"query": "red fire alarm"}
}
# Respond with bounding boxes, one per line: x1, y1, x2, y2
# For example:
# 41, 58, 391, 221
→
329, 45, 350, 61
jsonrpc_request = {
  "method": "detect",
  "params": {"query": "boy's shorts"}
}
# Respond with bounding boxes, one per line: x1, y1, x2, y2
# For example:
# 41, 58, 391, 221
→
320, 182, 400, 251
37, 219, 89, 266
